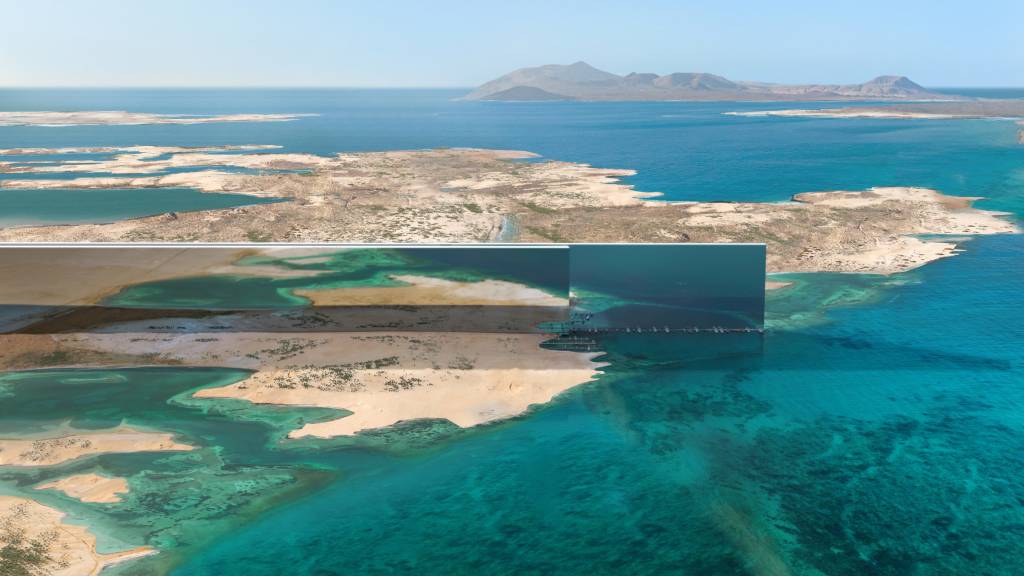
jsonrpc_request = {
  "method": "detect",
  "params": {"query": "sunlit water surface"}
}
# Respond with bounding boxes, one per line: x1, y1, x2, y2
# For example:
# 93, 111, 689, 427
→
0, 89, 1022, 574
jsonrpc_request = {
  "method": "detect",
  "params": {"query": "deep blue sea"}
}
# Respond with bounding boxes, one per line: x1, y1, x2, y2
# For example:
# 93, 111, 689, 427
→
0, 89, 1022, 575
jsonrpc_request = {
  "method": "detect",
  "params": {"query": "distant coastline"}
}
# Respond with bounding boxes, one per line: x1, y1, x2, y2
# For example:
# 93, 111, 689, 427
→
724, 100, 1024, 144
726, 100, 1024, 121
463, 61, 955, 102
0, 111, 313, 127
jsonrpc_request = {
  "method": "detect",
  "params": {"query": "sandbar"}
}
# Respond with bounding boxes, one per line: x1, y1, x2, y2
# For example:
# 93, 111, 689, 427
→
0, 426, 193, 467
0, 331, 604, 438
295, 275, 567, 307
188, 332, 604, 437
0, 247, 250, 306
35, 473, 129, 503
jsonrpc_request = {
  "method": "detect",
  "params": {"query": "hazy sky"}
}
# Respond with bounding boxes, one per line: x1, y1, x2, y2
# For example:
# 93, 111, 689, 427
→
3, 0, 1022, 87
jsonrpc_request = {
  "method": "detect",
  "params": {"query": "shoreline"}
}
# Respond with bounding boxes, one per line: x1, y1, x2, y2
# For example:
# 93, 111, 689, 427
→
0, 425, 193, 467
0, 495, 155, 575
294, 274, 568, 307
0, 148, 1017, 275
35, 473, 130, 503
0, 332, 605, 438
0, 246, 571, 309
0, 247, 252, 307
0, 111, 313, 127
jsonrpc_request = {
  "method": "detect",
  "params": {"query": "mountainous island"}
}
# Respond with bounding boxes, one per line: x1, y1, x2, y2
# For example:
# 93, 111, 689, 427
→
463, 61, 951, 101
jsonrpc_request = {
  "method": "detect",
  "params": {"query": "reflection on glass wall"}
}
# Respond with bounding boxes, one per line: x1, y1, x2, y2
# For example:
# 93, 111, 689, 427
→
568, 244, 765, 332
0, 244, 764, 334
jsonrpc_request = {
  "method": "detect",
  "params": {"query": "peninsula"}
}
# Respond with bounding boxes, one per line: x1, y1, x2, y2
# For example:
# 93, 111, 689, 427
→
0, 147, 1015, 275
0, 331, 604, 439
0, 496, 155, 575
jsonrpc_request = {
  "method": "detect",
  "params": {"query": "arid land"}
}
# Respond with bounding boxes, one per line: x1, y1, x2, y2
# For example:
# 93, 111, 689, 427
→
0, 495, 155, 575
0, 247, 567, 308
0, 331, 605, 439
0, 121, 1020, 574
0, 426, 193, 467
0, 146, 1017, 274
0, 326, 601, 574
0, 245, 599, 439
0, 144, 1019, 443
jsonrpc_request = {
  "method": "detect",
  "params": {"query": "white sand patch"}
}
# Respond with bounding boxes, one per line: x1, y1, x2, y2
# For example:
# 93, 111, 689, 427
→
0, 426, 192, 467
35, 473, 129, 503
296, 274, 567, 307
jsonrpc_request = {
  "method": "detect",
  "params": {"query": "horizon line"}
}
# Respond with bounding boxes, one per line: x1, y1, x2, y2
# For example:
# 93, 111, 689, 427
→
2, 84, 1023, 91
0, 85, 476, 90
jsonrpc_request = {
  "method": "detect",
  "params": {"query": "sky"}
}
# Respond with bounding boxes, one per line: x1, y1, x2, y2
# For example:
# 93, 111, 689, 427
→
2, 0, 1022, 87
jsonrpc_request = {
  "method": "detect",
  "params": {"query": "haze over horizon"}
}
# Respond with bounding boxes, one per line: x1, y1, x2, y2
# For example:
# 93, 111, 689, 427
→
2, 0, 1022, 88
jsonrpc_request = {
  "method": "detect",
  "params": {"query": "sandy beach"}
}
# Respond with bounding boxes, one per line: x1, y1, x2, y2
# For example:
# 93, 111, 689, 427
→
190, 332, 604, 437
0, 495, 155, 575
0, 426, 193, 466
35, 473, 130, 503
295, 275, 567, 307
0, 331, 604, 438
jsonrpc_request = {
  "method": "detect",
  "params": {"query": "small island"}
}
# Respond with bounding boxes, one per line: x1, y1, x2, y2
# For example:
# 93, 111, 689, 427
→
35, 473, 130, 503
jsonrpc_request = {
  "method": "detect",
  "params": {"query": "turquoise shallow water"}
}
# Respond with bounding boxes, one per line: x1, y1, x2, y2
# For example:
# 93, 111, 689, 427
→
1, 234, 1021, 575
103, 247, 570, 309
0, 187, 281, 227
1, 89, 1022, 214
166, 234, 1024, 576
0, 89, 1022, 574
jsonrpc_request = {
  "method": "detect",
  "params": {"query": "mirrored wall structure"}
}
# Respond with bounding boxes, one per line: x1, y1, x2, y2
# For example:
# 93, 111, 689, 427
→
0, 245, 570, 334
0, 244, 764, 335
567, 244, 766, 333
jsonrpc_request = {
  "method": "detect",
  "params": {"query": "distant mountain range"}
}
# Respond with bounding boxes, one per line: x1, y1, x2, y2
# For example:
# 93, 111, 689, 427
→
463, 62, 951, 102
